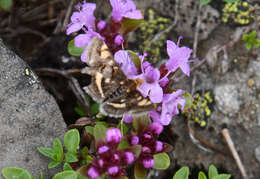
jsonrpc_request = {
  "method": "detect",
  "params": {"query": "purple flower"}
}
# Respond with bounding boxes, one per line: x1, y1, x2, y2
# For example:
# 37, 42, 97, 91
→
74, 30, 104, 62
142, 157, 154, 168
130, 136, 139, 145
66, 2, 96, 35
155, 141, 163, 152
137, 62, 163, 103
88, 167, 100, 179
124, 152, 134, 164
123, 114, 133, 123
97, 20, 107, 31
110, 0, 143, 22
114, 34, 124, 46
114, 50, 139, 79
149, 122, 163, 135
161, 90, 185, 125
149, 90, 186, 125
165, 37, 193, 76
106, 128, 122, 144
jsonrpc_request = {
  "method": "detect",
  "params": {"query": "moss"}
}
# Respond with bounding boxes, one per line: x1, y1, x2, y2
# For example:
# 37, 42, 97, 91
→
134, 9, 171, 63
222, 1, 257, 25
183, 91, 214, 128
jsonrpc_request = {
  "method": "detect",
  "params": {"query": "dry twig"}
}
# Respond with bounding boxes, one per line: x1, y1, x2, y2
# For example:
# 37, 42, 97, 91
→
35, 68, 91, 116
221, 128, 248, 179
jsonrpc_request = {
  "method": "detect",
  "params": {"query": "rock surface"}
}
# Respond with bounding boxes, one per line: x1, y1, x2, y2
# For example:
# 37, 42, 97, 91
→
0, 39, 67, 178
214, 84, 241, 117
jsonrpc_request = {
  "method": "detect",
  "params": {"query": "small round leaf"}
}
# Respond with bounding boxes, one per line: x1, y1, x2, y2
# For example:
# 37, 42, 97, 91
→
153, 153, 170, 170
53, 171, 78, 179
173, 166, 189, 179
67, 40, 85, 56
1, 167, 32, 179
64, 129, 80, 153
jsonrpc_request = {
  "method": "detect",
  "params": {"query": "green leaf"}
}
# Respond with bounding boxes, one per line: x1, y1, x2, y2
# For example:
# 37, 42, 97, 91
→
199, 172, 207, 179
208, 165, 218, 179
134, 163, 147, 179
120, 16, 144, 35
63, 163, 73, 171
67, 40, 85, 56
212, 174, 231, 179
117, 139, 130, 150
64, 129, 80, 153
200, 0, 211, 5
85, 126, 94, 135
65, 152, 79, 163
127, 50, 141, 70
53, 171, 78, 179
117, 122, 128, 136
245, 43, 252, 50
80, 146, 89, 160
86, 155, 93, 163
90, 103, 100, 116
48, 161, 61, 169
37, 147, 54, 159
173, 167, 189, 179
223, 0, 239, 3
93, 124, 107, 141
0, 0, 12, 10
153, 153, 170, 170
53, 138, 64, 162
38, 172, 43, 179
1, 167, 32, 179
74, 103, 87, 117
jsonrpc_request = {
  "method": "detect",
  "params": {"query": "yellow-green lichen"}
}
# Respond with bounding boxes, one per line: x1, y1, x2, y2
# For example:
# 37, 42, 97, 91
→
183, 91, 214, 128
135, 9, 171, 63
222, 1, 257, 25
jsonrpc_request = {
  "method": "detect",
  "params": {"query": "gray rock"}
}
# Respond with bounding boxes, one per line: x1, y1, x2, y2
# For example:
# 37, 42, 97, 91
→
255, 145, 260, 163
0, 39, 67, 178
214, 84, 241, 117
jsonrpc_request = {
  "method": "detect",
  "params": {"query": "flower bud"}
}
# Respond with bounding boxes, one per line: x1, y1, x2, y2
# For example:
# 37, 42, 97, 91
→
106, 128, 122, 144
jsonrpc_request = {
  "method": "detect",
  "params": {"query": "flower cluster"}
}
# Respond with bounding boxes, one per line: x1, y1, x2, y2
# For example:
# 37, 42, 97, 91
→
67, 0, 143, 62
127, 122, 166, 168
88, 128, 135, 179
116, 37, 195, 125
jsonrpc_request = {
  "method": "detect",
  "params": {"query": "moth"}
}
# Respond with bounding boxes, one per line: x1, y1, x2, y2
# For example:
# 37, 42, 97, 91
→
82, 37, 153, 118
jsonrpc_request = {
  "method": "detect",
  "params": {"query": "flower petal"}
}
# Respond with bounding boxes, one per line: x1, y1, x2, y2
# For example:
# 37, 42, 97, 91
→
149, 84, 163, 103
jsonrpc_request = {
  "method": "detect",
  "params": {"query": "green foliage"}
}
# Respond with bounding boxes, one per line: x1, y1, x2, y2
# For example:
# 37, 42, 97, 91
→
93, 124, 108, 141
173, 167, 189, 179
38, 129, 81, 169
0, 0, 12, 10
1, 167, 32, 179
183, 91, 213, 127
223, 0, 240, 3
67, 40, 85, 57
134, 163, 147, 179
120, 12, 144, 35
208, 165, 218, 179
200, 0, 211, 5
172, 165, 231, 179
135, 9, 171, 63
90, 103, 100, 116
222, 1, 255, 25
64, 129, 80, 153
53, 171, 78, 179
199, 172, 207, 179
242, 30, 260, 50
153, 153, 170, 170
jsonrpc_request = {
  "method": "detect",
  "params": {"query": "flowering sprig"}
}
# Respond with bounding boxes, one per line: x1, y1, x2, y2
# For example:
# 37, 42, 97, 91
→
67, 0, 143, 62
115, 37, 195, 125
87, 128, 137, 178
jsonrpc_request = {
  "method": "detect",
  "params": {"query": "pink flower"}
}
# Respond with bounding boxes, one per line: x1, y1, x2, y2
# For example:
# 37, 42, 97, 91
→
166, 37, 194, 76
137, 62, 163, 103
106, 128, 122, 144
110, 0, 143, 22
66, 2, 96, 35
